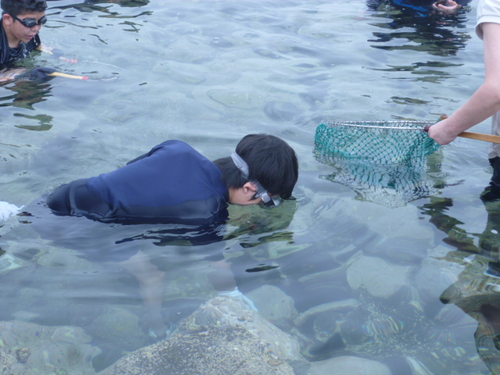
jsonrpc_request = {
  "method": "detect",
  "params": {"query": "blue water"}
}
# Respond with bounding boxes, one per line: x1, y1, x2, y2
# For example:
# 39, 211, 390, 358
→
1, 1, 497, 374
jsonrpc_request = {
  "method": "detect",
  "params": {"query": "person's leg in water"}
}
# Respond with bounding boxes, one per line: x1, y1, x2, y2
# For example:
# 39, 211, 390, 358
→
121, 250, 255, 340
482, 112, 500, 202
207, 259, 237, 292
481, 157, 500, 202
118, 250, 169, 339
208, 258, 257, 311
479, 198, 500, 262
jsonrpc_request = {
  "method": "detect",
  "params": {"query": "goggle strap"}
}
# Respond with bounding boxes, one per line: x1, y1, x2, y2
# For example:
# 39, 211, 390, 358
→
230, 152, 280, 206
230, 152, 249, 179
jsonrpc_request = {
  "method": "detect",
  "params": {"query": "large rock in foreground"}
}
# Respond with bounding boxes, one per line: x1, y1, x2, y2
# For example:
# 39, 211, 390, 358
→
98, 295, 309, 375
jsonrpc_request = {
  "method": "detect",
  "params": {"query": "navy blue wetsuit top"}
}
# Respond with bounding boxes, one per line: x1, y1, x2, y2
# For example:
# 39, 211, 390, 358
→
48, 140, 230, 225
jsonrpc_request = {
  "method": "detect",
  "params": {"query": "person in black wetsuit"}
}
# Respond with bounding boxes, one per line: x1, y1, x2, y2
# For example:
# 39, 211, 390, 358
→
0, 0, 48, 82
44, 133, 299, 338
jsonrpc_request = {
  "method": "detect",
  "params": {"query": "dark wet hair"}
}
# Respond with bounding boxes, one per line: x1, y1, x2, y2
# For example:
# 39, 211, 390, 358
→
1, 0, 47, 17
213, 134, 299, 199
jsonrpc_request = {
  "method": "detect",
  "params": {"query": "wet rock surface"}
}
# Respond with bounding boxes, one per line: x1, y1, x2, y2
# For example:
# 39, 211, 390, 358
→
246, 284, 298, 328
0, 320, 100, 375
97, 295, 309, 375
308, 355, 393, 375
88, 307, 146, 351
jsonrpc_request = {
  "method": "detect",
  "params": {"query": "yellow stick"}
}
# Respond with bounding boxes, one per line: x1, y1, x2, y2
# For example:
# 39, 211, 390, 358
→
458, 131, 500, 144
48, 72, 89, 80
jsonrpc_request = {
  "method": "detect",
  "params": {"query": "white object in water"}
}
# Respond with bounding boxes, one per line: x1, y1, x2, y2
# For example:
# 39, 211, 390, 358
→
0, 201, 23, 221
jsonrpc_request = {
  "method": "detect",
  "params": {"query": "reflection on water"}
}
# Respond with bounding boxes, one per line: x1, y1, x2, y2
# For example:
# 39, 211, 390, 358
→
0, 79, 55, 131
365, 0, 474, 98
53, 0, 150, 14
0, 0, 499, 374
367, 0, 472, 56
420, 196, 500, 374
317, 160, 438, 208
0, 81, 53, 111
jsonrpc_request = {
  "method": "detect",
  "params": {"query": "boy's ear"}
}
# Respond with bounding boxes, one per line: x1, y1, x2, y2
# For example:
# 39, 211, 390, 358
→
2, 14, 14, 27
242, 181, 258, 195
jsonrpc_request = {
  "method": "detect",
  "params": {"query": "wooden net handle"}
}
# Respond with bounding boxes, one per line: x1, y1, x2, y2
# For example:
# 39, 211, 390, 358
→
458, 131, 500, 144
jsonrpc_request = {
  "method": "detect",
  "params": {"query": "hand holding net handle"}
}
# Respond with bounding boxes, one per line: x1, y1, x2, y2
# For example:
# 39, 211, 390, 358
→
424, 124, 500, 144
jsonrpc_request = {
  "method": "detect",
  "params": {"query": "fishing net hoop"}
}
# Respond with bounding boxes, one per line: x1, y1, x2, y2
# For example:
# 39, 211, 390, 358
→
314, 120, 442, 207
314, 120, 441, 166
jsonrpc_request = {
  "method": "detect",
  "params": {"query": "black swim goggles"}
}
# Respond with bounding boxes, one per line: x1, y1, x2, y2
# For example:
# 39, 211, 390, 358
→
11, 14, 47, 28
230, 152, 281, 207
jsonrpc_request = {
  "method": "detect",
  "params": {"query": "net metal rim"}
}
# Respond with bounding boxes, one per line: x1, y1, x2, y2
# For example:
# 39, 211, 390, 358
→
326, 120, 435, 131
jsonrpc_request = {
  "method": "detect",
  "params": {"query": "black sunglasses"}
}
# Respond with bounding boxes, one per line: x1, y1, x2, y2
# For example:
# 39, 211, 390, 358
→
11, 14, 47, 28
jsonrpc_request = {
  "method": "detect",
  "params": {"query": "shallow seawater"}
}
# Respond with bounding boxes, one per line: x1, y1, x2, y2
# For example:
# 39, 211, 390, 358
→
0, 0, 498, 374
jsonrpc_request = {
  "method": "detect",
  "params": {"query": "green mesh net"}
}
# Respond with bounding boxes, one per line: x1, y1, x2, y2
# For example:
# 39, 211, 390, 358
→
316, 160, 440, 208
314, 121, 442, 207
314, 121, 441, 166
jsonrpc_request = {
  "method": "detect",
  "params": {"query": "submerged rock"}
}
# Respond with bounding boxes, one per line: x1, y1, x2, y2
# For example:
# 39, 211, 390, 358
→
346, 255, 412, 299
97, 295, 310, 375
440, 254, 500, 312
0, 320, 101, 375
294, 299, 360, 328
308, 355, 392, 375
88, 307, 146, 351
294, 299, 360, 346
246, 284, 298, 327
415, 254, 464, 304
331, 199, 434, 244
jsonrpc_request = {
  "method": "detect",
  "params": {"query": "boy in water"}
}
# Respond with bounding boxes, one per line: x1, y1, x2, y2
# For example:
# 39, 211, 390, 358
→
45, 133, 299, 338
0, 0, 48, 81
46, 134, 299, 224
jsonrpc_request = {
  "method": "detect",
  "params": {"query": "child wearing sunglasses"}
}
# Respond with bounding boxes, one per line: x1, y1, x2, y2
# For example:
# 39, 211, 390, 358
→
0, 0, 47, 81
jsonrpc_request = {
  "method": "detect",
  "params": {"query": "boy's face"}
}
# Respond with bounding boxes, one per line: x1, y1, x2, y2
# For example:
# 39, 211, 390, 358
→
228, 182, 279, 206
3, 11, 46, 46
